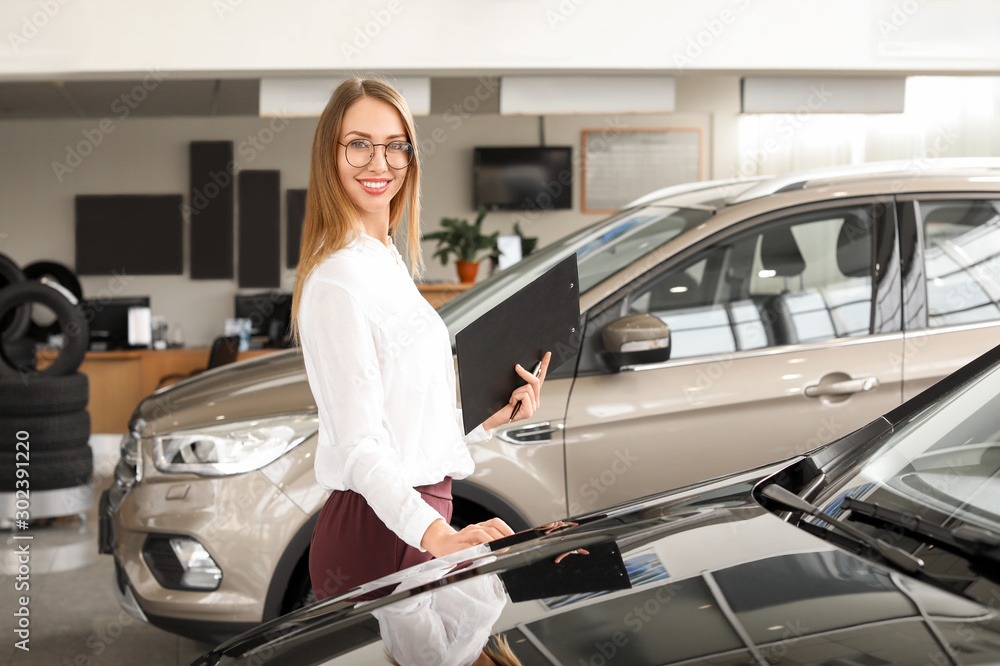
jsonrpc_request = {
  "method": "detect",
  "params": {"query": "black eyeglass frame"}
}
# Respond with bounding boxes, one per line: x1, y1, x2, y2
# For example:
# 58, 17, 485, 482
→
337, 139, 414, 169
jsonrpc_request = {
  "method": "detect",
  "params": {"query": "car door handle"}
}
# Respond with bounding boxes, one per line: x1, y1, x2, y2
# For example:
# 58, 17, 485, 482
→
498, 421, 561, 445
804, 376, 879, 398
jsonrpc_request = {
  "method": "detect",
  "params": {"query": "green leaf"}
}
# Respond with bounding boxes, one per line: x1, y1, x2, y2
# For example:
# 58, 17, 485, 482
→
422, 208, 496, 265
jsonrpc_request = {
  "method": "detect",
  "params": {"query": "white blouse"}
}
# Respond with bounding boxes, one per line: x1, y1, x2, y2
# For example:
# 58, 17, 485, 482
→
374, 573, 506, 666
298, 233, 491, 550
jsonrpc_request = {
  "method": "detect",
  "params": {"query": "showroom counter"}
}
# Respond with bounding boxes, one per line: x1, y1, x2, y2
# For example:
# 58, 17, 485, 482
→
32, 286, 466, 434
416, 282, 474, 308
38, 347, 276, 434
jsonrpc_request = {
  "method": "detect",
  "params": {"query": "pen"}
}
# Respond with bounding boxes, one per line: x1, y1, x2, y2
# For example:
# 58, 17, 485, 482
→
508, 360, 543, 423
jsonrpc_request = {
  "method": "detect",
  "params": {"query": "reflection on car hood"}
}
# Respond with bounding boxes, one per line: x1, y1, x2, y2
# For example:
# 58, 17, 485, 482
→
193, 458, 1000, 665
131, 349, 314, 436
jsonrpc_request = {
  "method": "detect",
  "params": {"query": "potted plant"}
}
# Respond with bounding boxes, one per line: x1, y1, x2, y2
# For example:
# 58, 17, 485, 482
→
513, 222, 538, 257
422, 206, 499, 283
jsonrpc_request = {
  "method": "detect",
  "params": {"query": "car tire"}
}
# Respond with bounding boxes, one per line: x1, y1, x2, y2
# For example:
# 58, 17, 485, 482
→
281, 557, 316, 615
22, 261, 84, 302
0, 372, 89, 416
0, 281, 88, 379
22, 261, 84, 343
0, 253, 31, 342
450, 496, 492, 530
1, 337, 37, 374
0, 444, 93, 491
0, 410, 91, 451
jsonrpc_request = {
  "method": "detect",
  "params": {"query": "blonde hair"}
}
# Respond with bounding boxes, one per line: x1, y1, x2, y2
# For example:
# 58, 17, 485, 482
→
291, 77, 423, 341
484, 635, 523, 666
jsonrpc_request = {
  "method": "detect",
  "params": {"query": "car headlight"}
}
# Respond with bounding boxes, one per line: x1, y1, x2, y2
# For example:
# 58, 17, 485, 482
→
152, 414, 317, 476
114, 431, 143, 488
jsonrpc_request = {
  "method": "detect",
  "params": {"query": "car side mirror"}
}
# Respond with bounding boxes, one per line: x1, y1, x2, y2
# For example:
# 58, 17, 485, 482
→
602, 313, 671, 369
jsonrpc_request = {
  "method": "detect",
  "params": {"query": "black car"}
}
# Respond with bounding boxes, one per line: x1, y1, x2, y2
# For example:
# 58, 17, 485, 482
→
195, 342, 1000, 666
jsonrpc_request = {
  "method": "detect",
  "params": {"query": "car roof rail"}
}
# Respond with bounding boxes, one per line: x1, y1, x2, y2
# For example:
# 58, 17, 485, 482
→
625, 176, 768, 208
731, 157, 1000, 204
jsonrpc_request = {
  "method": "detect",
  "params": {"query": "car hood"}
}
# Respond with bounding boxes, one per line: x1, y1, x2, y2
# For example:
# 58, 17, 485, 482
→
130, 349, 314, 437
194, 458, 1000, 665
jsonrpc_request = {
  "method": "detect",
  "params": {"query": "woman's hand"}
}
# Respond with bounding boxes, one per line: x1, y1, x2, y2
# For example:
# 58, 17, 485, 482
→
481, 351, 551, 431
420, 517, 514, 558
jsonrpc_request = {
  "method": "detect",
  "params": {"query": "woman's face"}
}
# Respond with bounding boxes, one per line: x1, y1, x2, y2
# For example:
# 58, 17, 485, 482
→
336, 96, 410, 232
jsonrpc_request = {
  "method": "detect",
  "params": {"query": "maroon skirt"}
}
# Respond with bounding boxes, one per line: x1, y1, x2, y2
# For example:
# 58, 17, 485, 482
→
308, 477, 452, 601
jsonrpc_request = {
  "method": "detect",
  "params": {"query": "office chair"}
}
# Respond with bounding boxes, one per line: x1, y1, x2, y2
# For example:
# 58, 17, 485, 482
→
156, 335, 241, 389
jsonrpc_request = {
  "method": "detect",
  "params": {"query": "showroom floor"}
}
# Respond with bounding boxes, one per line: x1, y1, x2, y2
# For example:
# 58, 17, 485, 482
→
0, 436, 213, 665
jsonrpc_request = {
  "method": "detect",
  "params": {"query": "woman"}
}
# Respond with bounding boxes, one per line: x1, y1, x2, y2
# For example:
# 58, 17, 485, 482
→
292, 77, 550, 602
371, 545, 520, 666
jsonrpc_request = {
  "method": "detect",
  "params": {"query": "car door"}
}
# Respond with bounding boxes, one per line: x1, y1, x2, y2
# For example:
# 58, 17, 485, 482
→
897, 195, 1000, 401
563, 199, 905, 516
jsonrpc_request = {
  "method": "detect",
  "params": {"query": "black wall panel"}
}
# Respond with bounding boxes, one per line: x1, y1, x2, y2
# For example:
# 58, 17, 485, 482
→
286, 188, 307, 268
189, 141, 234, 279
238, 170, 281, 288
75, 194, 183, 275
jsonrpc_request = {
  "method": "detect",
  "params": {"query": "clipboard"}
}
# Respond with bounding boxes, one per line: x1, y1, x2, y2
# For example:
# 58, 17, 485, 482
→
455, 254, 581, 435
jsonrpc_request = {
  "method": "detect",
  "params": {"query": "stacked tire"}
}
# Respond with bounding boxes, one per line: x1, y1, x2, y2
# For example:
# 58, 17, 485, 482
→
0, 256, 92, 503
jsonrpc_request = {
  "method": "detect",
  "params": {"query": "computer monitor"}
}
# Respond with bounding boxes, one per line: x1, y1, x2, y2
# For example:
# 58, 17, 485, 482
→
82, 296, 152, 351
234, 292, 292, 348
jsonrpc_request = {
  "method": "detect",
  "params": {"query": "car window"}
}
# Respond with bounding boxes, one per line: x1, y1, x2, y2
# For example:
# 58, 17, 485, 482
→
438, 206, 712, 343
818, 356, 1000, 535
575, 209, 711, 293
627, 206, 876, 359
919, 199, 1000, 328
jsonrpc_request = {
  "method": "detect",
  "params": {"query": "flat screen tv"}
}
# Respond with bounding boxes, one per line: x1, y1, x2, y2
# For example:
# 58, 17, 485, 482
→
473, 146, 573, 211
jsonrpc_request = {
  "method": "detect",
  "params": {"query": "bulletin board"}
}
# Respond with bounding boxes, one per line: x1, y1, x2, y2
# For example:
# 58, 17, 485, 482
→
582, 128, 703, 214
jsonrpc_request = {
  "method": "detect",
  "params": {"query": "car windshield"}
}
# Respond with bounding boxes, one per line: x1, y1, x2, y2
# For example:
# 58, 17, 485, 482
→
437, 205, 714, 342
816, 357, 1000, 537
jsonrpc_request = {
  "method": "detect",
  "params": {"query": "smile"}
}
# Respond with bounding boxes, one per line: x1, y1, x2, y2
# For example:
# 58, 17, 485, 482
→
358, 179, 391, 194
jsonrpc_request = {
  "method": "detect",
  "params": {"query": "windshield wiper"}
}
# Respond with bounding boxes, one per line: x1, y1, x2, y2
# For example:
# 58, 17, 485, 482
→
841, 497, 1000, 572
760, 484, 924, 574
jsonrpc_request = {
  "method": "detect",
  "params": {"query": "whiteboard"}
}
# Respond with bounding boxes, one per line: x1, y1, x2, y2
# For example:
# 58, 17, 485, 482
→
583, 129, 702, 213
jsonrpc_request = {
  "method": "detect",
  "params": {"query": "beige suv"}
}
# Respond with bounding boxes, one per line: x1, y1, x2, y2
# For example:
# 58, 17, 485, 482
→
100, 158, 1000, 643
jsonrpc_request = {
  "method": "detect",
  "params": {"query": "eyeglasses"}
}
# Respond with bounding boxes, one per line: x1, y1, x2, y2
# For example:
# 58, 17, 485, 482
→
337, 139, 413, 169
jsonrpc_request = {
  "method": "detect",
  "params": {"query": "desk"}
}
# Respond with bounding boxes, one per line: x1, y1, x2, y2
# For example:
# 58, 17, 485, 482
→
416, 282, 474, 309
39, 348, 275, 434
